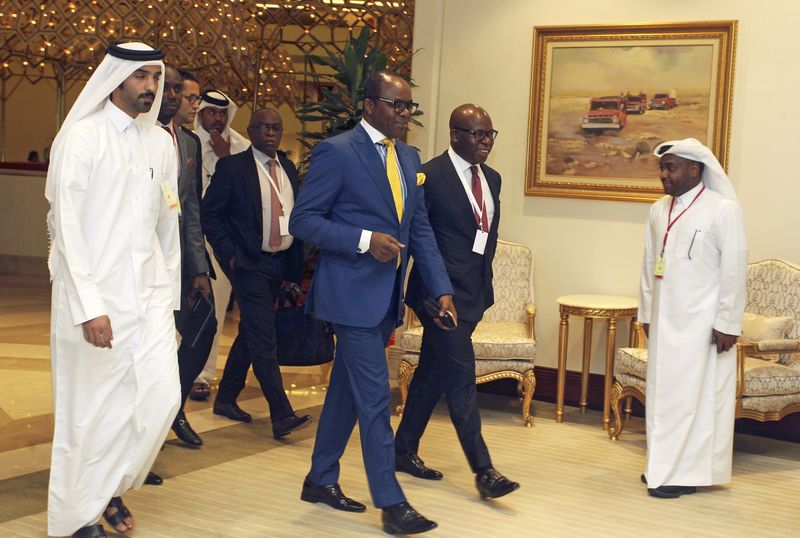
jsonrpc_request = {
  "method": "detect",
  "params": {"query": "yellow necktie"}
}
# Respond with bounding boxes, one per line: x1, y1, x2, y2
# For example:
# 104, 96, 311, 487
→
381, 138, 404, 221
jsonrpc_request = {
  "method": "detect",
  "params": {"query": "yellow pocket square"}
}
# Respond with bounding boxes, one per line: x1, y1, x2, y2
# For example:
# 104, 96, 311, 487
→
416, 172, 426, 186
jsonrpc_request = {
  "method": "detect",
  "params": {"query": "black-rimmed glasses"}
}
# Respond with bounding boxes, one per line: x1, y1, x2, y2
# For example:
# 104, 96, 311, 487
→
367, 96, 419, 114
452, 127, 499, 141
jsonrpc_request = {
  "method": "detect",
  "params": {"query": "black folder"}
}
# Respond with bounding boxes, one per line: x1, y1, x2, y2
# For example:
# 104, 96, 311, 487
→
183, 293, 215, 349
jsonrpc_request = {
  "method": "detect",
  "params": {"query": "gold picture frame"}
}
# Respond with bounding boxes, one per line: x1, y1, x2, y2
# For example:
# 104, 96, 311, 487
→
525, 21, 737, 202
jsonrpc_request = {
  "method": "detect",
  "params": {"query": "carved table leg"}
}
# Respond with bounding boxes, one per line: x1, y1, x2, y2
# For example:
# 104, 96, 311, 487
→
580, 317, 593, 413
603, 317, 617, 431
556, 310, 569, 423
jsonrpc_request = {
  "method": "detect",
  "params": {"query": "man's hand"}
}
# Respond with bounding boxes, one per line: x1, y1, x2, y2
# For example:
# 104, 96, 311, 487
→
368, 232, 405, 263
643, 323, 650, 339
82, 315, 113, 349
433, 294, 458, 331
712, 329, 738, 354
209, 130, 231, 158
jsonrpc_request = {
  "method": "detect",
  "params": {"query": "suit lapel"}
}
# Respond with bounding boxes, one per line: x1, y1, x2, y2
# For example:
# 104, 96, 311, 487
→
352, 125, 399, 222
397, 144, 417, 226
441, 152, 478, 227
482, 164, 501, 234
244, 148, 263, 233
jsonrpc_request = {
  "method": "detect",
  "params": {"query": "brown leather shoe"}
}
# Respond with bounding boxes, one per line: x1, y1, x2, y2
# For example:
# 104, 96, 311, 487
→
189, 382, 210, 401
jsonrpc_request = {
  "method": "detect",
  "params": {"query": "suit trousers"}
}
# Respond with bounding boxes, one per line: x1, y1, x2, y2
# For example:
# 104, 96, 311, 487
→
308, 278, 405, 508
394, 312, 492, 473
176, 284, 217, 410
216, 251, 294, 421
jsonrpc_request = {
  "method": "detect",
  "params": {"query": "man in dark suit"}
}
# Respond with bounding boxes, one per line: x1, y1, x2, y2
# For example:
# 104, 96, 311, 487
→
290, 71, 455, 535
156, 65, 215, 449
396, 104, 520, 500
201, 108, 311, 439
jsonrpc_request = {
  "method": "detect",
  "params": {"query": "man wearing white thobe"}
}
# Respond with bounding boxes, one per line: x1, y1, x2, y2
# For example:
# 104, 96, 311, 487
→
638, 138, 747, 499
45, 42, 181, 537
191, 89, 250, 400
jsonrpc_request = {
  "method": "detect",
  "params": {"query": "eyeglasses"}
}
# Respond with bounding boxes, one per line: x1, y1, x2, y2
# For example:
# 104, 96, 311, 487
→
184, 93, 201, 104
367, 96, 419, 114
249, 123, 283, 134
452, 127, 499, 141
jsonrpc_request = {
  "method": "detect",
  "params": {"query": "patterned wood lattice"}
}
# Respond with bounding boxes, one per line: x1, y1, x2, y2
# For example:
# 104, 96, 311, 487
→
0, 0, 415, 108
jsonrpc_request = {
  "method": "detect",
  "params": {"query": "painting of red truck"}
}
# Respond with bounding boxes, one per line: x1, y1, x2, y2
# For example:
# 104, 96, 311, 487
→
544, 45, 712, 180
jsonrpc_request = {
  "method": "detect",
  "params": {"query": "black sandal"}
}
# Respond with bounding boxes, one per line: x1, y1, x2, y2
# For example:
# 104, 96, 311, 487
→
103, 496, 132, 532
72, 524, 107, 538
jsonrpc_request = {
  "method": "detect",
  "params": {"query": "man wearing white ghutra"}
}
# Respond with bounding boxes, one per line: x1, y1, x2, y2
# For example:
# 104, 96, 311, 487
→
638, 138, 747, 499
45, 42, 181, 537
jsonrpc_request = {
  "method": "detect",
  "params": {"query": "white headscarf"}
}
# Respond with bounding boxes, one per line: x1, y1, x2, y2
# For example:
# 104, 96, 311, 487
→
45, 42, 166, 203
653, 138, 737, 201
193, 89, 249, 148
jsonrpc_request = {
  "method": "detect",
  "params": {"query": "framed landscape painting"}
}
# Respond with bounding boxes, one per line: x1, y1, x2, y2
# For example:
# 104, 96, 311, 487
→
525, 21, 737, 202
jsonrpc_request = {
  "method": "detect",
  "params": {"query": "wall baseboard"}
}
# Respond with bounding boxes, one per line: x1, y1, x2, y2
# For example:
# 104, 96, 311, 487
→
478, 365, 800, 443
0, 254, 48, 276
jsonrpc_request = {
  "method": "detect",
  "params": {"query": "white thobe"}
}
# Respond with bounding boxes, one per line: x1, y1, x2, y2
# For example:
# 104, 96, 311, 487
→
47, 100, 181, 536
195, 127, 249, 381
638, 182, 747, 488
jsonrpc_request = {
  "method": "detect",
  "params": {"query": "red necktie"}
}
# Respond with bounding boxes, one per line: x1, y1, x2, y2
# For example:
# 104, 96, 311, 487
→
470, 165, 489, 231
267, 159, 282, 249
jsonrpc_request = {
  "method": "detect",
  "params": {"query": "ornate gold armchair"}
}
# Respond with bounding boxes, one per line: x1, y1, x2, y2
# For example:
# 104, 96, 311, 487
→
396, 240, 537, 426
609, 259, 800, 439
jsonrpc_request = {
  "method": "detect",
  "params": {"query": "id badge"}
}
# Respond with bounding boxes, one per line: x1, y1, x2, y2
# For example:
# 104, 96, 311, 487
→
472, 229, 488, 255
160, 181, 181, 214
654, 256, 666, 278
279, 215, 290, 236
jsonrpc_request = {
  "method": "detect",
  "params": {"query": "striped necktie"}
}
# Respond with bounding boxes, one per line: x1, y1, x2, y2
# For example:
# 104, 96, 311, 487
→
381, 138, 404, 221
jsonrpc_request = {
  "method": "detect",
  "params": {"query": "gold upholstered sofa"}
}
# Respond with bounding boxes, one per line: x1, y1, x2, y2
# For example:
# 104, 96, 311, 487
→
396, 240, 537, 426
609, 259, 800, 439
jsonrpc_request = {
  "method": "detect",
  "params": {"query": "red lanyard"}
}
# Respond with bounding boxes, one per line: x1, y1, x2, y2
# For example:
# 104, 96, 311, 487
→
660, 186, 704, 256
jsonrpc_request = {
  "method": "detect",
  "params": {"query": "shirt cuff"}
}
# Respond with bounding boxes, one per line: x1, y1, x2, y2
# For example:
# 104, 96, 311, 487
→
357, 229, 372, 253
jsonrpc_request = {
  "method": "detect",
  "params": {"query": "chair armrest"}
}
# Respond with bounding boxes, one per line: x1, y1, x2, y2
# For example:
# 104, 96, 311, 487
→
525, 302, 536, 340
752, 339, 800, 353
632, 321, 647, 348
405, 308, 419, 329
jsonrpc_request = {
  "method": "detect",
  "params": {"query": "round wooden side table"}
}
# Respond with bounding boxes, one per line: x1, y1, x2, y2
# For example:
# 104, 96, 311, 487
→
555, 294, 638, 430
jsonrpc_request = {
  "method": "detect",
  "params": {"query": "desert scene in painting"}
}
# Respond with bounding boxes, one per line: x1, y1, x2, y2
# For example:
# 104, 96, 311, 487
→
545, 44, 713, 180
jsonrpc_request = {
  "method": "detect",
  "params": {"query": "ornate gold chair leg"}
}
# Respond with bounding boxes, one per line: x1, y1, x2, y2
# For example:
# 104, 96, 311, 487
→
624, 396, 633, 419
396, 359, 414, 416
608, 380, 625, 440
521, 369, 536, 427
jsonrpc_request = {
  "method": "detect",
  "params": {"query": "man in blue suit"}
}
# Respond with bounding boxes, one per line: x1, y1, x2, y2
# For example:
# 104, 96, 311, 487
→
290, 71, 455, 535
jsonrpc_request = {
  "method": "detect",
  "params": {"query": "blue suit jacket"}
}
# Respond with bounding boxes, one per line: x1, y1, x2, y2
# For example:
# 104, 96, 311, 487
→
290, 124, 453, 328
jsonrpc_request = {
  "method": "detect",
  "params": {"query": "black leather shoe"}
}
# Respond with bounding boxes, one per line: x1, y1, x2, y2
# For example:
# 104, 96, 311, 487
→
73, 524, 107, 538
476, 468, 520, 499
172, 412, 203, 447
145, 471, 163, 486
395, 453, 443, 480
382, 501, 437, 535
213, 400, 252, 423
273, 413, 312, 439
300, 477, 366, 512
648, 485, 697, 499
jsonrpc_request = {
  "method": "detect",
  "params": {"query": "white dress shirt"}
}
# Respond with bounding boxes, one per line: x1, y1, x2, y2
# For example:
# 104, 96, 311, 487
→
447, 146, 495, 229
252, 146, 295, 252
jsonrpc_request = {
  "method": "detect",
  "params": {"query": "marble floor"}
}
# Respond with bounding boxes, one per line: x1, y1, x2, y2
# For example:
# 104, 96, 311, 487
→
2, 275, 800, 537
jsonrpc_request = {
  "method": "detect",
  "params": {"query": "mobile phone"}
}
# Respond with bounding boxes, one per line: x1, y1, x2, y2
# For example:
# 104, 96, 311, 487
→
422, 297, 456, 329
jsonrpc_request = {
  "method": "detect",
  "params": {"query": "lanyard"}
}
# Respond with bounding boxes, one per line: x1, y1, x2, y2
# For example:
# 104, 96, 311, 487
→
254, 157, 287, 212
660, 186, 704, 256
